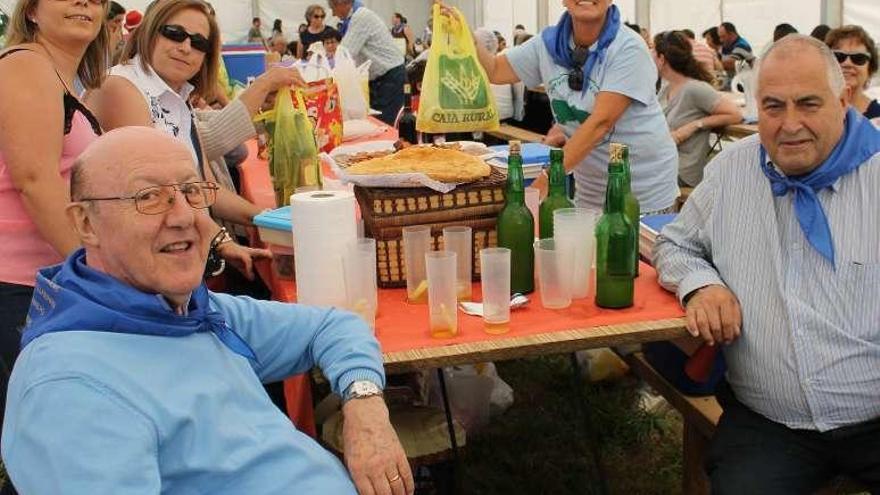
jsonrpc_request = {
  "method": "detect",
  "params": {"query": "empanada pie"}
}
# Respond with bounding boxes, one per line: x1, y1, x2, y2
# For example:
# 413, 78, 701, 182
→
344, 146, 492, 183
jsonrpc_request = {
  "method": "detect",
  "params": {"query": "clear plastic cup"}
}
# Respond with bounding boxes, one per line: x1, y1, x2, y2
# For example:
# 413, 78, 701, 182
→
403, 225, 432, 304
534, 238, 573, 309
343, 239, 378, 330
480, 248, 511, 334
553, 208, 598, 299
442, 226, 473, 302
426, 251, 458, 339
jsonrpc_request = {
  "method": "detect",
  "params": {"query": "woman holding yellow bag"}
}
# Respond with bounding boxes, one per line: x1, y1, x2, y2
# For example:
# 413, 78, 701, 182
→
453, 0, 679, 214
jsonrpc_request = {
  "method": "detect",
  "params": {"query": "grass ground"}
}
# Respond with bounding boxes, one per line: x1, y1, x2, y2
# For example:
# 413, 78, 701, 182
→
458, 355, 683, 495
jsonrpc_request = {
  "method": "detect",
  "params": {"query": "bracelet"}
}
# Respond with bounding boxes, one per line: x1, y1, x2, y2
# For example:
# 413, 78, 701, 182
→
210, 227, 235, 252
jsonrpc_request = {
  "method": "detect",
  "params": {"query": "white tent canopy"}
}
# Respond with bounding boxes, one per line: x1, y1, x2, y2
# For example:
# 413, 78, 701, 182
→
1, 0, 879, 52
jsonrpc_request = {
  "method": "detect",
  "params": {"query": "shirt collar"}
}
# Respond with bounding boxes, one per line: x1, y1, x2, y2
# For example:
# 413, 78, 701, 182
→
131, 54, 196, 103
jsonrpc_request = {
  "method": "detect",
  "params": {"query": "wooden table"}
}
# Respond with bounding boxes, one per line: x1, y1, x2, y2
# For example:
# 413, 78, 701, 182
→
720, 122, 758, 139
238, 136, 689, 373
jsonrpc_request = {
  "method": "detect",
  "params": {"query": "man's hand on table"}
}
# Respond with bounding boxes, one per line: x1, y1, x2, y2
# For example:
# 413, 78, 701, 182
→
342, 396, 414, 495
216, 242, 273, 280
684, 284, 742, 346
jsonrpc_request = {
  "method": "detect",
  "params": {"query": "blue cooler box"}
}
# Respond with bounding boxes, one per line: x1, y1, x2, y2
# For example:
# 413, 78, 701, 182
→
253, 206, 293, 248
222, 44, 266, 85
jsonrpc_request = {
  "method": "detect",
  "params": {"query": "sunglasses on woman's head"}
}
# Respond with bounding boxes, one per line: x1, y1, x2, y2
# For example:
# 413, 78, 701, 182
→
833, 50, 871, 66
159, 24, 211, 54
567, 46, 589, 91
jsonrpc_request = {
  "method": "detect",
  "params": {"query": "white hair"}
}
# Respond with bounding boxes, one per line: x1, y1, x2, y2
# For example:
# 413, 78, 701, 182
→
758, 34, 846, 96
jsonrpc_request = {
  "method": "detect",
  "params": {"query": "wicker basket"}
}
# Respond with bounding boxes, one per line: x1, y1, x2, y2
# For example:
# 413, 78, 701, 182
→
355, 168, 506, 288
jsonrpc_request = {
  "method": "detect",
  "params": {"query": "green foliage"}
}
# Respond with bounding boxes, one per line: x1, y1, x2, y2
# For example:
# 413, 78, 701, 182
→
0, 12, 9, 42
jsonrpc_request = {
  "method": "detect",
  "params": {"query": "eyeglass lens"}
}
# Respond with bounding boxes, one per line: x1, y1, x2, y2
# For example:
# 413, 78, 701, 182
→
135, 182, 216, 214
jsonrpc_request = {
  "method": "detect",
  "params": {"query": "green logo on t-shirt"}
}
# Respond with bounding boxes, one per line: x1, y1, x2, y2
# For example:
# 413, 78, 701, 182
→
551, 99, 591, 124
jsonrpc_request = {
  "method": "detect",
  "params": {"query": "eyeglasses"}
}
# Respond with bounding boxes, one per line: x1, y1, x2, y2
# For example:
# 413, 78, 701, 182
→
80, 181, 219, 215
159, 24, 212, 54
833, 50, 871, 66
567, 46, 589, 91
313, 14, 326, 19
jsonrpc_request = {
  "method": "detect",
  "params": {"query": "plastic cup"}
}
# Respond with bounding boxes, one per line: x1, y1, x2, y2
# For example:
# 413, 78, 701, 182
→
480, 248, 511, 334
403, 225, 432, 304
534, 238, 573, 309
343, 239, 378, 330
553, 208, 598, 299
426, 251, 458, 338
442, 226, 473, 302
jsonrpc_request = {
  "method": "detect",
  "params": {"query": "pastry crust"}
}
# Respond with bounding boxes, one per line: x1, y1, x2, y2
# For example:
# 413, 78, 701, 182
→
344, 146, 492, 183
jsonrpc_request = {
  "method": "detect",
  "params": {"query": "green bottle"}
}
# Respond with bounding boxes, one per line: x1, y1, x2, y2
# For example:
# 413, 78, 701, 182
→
619, 145, 641, 276
539, 149, 575, 239
497, 140, 535, 294
595, 143, 636, 308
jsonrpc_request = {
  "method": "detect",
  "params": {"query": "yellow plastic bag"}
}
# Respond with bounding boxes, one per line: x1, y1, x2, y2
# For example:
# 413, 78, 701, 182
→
265, 89, 322, 206
417, 4, 499, 134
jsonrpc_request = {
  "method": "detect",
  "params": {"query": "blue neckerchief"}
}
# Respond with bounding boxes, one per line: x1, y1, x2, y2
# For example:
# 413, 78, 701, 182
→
338, 0, 363, 37
541, 5, 621, 94
22, 249, 258, 361
759, 107, 880, 266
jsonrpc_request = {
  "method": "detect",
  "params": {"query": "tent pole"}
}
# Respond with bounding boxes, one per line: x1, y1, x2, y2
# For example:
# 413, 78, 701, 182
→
821, 0, 843, 28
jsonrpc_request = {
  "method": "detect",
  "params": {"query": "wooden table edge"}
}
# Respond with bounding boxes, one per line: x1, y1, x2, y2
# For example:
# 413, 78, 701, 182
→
381, 317, 688, 373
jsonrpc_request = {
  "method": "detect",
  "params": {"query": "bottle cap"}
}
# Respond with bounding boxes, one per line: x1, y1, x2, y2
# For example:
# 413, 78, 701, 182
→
549, 148, 563, 161
509, 140, 521, 154
609, 142, 627, 162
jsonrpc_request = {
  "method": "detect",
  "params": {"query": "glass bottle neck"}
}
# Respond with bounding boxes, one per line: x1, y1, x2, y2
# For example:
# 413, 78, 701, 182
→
506, 156, 525, 204
605, 170, 626, 213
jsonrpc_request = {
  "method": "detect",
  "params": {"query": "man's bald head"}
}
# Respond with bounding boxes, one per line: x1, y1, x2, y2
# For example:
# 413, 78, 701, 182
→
71, 127, 195, 201
759, 34, 846, 98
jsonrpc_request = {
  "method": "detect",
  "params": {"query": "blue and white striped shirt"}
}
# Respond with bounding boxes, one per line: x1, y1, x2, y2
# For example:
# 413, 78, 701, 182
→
341, 7, 404, 80
653, 135, 880, 432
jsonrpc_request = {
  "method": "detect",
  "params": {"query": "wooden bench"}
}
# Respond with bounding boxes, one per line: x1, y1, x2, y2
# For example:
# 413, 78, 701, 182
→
485, 123, 545, 143
625, 352, 868, 495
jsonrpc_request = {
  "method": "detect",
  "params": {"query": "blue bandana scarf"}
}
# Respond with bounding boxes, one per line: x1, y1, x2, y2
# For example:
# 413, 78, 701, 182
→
760, 107, 880, 266
22, 249, 258, 361
338, 0, 363, 37
541, 5, 621, 94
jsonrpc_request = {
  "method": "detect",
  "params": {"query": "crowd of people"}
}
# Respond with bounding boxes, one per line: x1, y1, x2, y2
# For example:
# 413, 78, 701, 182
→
0, 0, 877, 493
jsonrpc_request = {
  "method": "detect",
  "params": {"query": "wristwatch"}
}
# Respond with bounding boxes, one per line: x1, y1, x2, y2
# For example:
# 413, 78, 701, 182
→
342, 380, 383, 403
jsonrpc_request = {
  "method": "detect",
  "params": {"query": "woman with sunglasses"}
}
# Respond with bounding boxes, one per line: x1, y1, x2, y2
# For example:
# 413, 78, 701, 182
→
653, 31, 742, 188
296, 4, 332, 60
0, 0, 108, 471
825, 25, 880, 120
87, 0, 304, 279
460, 0, 679, 214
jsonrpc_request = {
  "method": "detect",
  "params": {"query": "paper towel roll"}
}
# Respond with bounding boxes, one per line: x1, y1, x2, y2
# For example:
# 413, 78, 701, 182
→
291, 190, 358, 307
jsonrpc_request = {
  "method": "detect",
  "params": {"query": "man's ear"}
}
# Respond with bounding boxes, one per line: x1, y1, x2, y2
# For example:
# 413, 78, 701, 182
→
65, 202, 100, 247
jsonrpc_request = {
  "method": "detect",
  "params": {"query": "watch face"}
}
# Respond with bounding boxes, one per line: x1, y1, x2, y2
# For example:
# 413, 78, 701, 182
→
349, 381, 380, 399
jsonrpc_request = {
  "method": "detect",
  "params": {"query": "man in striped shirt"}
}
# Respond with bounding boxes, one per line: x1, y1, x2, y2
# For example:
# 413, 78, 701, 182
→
654, 35, 880, 493
328, 0, 406, 125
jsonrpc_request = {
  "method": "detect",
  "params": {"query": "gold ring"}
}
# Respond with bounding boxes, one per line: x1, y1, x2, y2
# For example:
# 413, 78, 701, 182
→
388, 473, 402, 483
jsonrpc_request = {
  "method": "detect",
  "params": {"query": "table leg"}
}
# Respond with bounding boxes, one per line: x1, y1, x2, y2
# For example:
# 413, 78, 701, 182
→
436, 368, 460, 461
569, 353, 610, 495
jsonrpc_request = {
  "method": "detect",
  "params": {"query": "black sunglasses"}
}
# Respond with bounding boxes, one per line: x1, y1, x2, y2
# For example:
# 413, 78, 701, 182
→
159, 24, 211, 54
313, 14, 325, 19
833, 50, 871, 66
567, 46, 589, 91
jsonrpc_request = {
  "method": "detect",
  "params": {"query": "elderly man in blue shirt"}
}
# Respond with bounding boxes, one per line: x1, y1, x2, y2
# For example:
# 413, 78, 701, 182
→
1, 127, 414, 495
328, 0, 406, 126
654, 34, 880, 493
